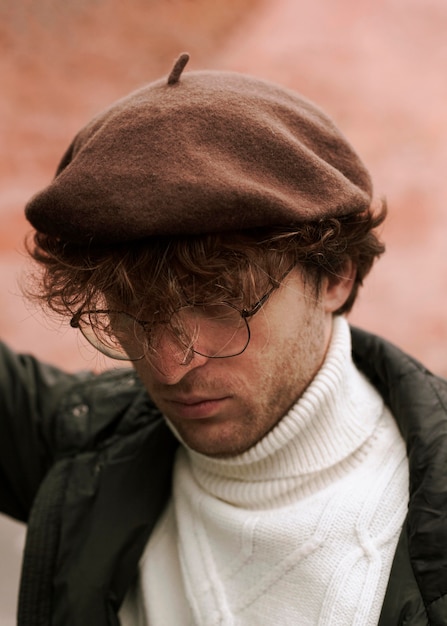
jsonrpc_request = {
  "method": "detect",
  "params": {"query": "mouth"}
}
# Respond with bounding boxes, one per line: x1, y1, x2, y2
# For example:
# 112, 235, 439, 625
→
164, 395, 231, 419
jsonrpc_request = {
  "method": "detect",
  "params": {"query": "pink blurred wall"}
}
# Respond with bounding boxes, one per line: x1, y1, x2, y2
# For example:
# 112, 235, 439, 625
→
1, 0, 447, 376
0, 2, 447, 622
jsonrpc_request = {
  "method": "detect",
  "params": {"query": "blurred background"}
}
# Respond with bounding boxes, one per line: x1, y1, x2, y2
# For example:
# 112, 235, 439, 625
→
1, 0, 446, 622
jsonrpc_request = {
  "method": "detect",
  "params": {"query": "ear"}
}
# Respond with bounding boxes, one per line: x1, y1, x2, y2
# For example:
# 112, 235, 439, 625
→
322, 259, 356, 314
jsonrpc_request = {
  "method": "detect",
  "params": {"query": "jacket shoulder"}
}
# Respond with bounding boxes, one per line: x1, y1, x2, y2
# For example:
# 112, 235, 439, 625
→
351, 326, 447, 623
350, 325, 447, 405
53, 366, 160, 456
0, 341, 93, 520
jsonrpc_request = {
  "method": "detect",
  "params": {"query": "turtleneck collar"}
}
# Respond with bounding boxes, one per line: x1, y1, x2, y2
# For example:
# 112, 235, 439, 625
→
177, 316, 385, 508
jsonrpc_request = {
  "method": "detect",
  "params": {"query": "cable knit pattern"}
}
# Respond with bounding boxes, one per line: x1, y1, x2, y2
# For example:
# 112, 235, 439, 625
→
120, 317, 409, 626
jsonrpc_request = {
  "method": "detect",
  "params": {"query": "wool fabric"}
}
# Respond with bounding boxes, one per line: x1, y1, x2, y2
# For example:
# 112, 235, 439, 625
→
25, 54, 373, 245
119, 317, 409, 625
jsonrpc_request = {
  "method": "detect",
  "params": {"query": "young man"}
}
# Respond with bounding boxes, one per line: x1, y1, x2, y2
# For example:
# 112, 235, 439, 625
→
2, 53, 447, 625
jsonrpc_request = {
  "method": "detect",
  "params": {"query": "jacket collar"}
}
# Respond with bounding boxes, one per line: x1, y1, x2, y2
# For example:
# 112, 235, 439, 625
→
351, 326, 447, 624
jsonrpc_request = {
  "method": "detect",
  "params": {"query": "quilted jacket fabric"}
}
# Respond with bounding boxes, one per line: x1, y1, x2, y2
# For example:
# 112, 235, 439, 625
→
1, 326, 447, 625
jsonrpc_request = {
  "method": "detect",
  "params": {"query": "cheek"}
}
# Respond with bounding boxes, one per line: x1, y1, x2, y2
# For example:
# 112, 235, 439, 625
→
250, 294, 327, 354
251, 300, 329, 382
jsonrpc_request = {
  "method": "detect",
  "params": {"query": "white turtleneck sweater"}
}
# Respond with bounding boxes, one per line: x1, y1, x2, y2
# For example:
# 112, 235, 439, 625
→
120, 317, 409, 625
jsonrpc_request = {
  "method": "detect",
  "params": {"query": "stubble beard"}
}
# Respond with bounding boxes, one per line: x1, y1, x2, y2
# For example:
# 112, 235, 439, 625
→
156, 307, 330, 458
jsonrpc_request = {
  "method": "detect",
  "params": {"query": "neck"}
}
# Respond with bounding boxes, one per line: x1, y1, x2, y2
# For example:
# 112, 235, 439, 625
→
183, 317, 384, 508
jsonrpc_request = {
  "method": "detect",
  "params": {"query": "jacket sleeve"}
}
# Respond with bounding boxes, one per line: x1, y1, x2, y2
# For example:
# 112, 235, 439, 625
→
0, 341, 92, 522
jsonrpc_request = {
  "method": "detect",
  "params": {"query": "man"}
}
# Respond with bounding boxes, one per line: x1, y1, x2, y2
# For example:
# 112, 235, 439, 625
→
2, 53, 447, 625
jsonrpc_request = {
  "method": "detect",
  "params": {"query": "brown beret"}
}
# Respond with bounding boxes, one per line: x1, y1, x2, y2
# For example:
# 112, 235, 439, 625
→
25, 53, 373, 245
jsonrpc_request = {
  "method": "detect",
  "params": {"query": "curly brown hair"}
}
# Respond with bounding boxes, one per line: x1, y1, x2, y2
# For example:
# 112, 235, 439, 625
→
25, 200, 387, 328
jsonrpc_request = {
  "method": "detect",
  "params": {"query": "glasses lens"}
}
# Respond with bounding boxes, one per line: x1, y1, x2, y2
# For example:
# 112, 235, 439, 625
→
172, 304, 249, 358
75, 304, 249, 364
76, 311, 146, 361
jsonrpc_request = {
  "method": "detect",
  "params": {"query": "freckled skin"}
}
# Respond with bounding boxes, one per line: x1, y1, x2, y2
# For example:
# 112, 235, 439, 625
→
133, 267, 354, 457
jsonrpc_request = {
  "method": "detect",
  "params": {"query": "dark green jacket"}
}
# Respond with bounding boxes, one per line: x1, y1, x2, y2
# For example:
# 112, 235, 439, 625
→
1, 327, 447, 625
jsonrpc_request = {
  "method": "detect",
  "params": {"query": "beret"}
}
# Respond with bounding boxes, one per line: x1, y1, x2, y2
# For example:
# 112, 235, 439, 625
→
25, 53, 373, 245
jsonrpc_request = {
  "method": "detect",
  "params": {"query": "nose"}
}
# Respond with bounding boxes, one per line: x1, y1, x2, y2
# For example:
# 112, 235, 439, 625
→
148, 347, 210, 384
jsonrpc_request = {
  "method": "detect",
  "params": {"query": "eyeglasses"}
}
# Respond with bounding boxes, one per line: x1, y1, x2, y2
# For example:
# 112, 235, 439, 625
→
70, 281, 281, 367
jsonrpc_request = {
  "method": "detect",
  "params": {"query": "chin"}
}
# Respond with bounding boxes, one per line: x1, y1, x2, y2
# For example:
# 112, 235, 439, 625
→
172, 420, 257, 458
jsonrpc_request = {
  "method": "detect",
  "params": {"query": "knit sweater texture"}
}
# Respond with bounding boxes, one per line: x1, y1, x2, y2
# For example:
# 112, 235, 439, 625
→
120, 317, 409, 625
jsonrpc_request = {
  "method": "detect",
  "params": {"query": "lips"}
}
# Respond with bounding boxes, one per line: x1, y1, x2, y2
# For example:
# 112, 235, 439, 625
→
170, 395, 225, 405
164, 395, 231, 419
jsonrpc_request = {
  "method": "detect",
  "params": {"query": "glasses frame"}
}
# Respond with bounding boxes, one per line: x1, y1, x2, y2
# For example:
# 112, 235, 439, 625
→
70, 277, 286, 363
